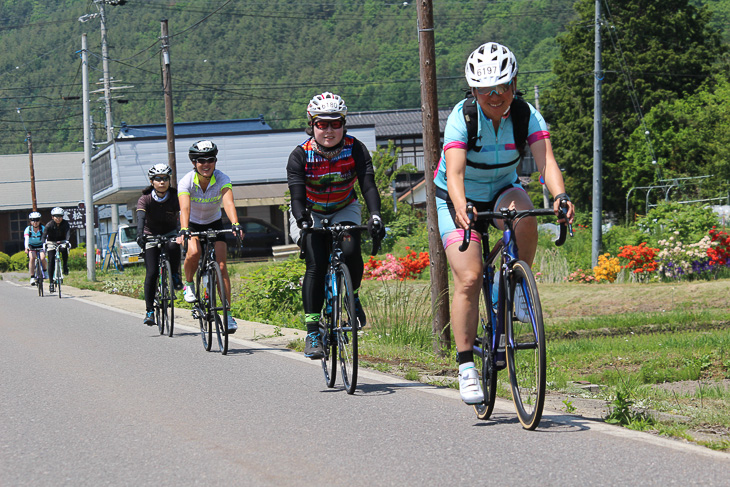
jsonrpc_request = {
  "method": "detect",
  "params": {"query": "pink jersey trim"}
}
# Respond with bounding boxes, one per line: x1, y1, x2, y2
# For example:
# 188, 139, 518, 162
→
527, 130, 550, 145
444, 141, 468, 151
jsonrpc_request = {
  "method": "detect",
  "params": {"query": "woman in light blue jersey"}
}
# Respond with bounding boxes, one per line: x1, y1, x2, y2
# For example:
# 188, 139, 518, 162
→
437, 42, 575, 405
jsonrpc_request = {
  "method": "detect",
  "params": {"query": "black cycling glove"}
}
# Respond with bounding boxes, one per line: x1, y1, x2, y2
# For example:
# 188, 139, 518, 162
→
368, 215, 385, 240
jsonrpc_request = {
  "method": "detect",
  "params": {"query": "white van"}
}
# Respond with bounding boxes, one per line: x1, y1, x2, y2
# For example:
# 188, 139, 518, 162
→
117, 224, 144, 265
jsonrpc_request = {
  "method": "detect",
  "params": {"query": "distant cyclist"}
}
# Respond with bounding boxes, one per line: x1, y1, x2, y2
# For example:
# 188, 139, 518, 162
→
436, 42, 575, 404
287, 91, 384, 360
136, 163, 183, 326
24, 211, 48, 285
177, 140, 244, 334
42, 207, 72, 293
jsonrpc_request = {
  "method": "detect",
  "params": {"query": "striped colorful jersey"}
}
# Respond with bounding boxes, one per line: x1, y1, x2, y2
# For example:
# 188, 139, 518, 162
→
292, 135, 362, 215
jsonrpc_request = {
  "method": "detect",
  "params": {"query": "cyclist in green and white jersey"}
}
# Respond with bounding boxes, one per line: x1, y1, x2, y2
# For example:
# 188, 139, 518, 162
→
177, 140, 243, 333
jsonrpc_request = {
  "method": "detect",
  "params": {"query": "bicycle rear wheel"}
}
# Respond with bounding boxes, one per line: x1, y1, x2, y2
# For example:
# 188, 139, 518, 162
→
474, 286, 498, 420
505, 260, 546, 430
208, 262, 229, 355
335, 264, 358, 394
196, 273, 212, 351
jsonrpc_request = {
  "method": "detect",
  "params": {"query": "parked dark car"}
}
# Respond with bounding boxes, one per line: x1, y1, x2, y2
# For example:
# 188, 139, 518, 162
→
224, 217, 285, 258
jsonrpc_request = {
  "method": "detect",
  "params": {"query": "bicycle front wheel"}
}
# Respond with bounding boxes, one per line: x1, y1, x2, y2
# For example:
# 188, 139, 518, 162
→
335, 264, 358, 394
56, 262, 62, 299
36, 263, 44, 297
505, 260, 546, 430
196, 273, 212, 351
157, 260, 174, 336
321, 320, 337, 388
208, 263, 229, 355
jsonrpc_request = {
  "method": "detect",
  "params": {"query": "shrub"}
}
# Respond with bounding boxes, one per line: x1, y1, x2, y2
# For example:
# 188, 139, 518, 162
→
68, 248, 86, 271
230, 257, 305, 328
637, 202, 719, 245
0, 252, 10, 272
10, 251, 28, 271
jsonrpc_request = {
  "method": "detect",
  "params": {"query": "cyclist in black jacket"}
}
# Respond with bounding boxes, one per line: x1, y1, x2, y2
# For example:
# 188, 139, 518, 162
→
42, 207, 72, 292
136, 163, 182, 326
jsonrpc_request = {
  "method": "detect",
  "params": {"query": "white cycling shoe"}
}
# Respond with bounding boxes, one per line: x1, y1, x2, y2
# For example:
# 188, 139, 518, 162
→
183, 285, 197, 303
458, 365, 484, 404
514, 285, 531, 323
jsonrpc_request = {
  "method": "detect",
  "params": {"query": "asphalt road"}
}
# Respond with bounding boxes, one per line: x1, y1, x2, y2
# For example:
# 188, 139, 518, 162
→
1, 277, 728, 486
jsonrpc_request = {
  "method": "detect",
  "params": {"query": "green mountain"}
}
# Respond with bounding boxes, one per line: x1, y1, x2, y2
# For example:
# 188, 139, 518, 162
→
0, 0, 577, 154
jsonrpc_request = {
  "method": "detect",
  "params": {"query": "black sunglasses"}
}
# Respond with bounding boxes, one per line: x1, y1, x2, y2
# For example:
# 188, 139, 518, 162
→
152, 176, 170, 182
195, 157, 217, 164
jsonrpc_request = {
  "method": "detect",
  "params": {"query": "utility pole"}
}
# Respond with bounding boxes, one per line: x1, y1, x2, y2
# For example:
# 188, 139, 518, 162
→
27, 131, 38, 211
82, 34, 96, 281
417, 0, 450, 354
592, 0, 603, 267
161, 19, 177, 186
97, 0, 120, 236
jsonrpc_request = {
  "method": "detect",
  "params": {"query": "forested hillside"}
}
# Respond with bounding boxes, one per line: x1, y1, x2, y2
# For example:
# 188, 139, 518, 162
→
0, 0, 579, 154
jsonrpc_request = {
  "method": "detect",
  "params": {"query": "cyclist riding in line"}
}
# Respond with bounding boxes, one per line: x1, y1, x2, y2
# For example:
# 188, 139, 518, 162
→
436, 42, 575, 405
286, 92, 385, 360
136, 163, 183, 327
177, 140, 244, 334
24, 211, 48, 285
42, 207, 72, 293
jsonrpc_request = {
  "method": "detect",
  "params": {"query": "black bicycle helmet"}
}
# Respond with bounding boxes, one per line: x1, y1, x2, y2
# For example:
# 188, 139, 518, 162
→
188, 140, 218, 161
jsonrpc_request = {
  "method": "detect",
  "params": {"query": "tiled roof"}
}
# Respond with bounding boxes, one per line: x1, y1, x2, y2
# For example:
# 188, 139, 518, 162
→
347, 108, 452, 139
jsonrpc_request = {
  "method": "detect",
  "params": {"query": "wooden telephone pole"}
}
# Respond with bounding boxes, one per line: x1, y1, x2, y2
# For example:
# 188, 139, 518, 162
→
417, 0, 451, 354
27, 132, 38, 211
161, 19, 177, 186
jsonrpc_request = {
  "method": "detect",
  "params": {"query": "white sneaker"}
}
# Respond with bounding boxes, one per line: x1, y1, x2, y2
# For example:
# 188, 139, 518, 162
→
183, 285, 197, 303
30, 277, 36, 286
514, 285, 530, 323
458, 366, 484, 404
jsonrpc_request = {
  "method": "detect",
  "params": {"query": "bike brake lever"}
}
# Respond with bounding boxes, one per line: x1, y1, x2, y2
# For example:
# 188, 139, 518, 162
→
458, 203, 475, 252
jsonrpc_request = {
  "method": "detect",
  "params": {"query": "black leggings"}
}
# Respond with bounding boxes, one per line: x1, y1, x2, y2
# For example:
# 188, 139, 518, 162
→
143, 243, 181, 311
301, 229, 363, 315
48, 248, 68, 281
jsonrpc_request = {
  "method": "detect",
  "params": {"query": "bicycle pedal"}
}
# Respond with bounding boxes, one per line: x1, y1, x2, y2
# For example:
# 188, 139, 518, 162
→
192, 308, 201, 320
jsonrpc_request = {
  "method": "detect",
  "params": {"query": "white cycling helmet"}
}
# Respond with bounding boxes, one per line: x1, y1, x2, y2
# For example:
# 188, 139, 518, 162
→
465, 42, 518, 88
51, 207, 64, 217
307, 92, 347, 121
147, 163, 172, 179
29, 211, 41, 220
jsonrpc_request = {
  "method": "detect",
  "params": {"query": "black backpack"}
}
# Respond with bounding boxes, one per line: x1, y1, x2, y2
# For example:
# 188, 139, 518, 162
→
462, 91, 531, 161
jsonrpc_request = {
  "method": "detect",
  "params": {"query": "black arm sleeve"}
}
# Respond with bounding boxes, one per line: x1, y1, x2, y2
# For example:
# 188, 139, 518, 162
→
136, 209, 146, 237
63, 222, 71, 242
352, 140, 381, 216
41, 222, 50, 243
286, 146, 308, 221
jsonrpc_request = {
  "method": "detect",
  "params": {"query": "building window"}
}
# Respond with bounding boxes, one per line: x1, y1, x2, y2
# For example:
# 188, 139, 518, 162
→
9, 211, 25, 243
